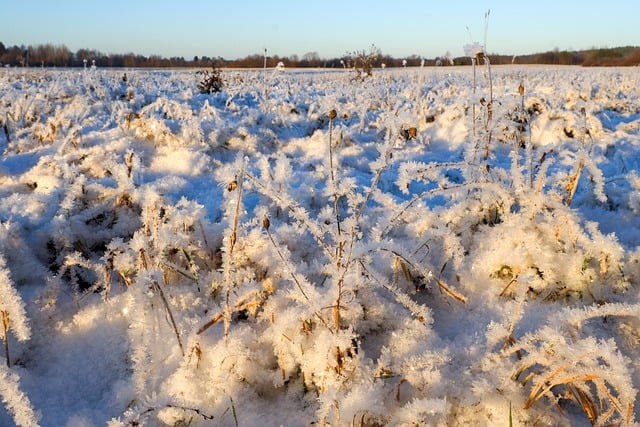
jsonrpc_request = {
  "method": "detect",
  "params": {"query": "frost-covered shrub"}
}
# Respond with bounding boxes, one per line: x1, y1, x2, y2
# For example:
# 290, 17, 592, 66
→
196, 61, 224, 94
344, 44, 380, 81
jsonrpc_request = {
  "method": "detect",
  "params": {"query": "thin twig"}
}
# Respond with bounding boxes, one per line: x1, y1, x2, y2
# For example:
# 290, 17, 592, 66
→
328, 112, 342, 237
2, 310, 10, 368
378, 247, 467, 304
265, 228, 309, 302
263, 219, 331, 331
224, 162, 246, 339
152, 280, 185, 357
566, 159, 584, 207
230, 396, 239, 427
380, 181, 506, 238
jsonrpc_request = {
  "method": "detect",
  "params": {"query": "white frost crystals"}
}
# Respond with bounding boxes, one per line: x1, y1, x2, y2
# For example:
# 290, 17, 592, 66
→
0, 364, 40, 427
0, 248, 39, 427
463, 42, 485, 59
1, 64, 640, 425
0, 253, 31, 344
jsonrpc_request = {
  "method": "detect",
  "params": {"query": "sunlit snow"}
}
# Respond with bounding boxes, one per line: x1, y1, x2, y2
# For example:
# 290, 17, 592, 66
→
1, 64, 639, 426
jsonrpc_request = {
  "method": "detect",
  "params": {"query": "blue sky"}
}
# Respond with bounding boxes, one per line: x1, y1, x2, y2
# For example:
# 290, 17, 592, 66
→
2, 1, 638, 59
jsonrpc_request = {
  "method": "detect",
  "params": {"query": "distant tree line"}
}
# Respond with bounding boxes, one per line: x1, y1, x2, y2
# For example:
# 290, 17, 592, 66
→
1, 41, 638, 69
471, 45, 640, 67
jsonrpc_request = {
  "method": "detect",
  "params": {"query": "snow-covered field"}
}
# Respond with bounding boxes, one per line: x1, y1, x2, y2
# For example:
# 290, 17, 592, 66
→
1, 64, 639, 426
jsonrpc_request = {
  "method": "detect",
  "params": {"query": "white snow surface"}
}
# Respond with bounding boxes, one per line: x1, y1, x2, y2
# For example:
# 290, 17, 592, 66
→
0, 65, 639, 426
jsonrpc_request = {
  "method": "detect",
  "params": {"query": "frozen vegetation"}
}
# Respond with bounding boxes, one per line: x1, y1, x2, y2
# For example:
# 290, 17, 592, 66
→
0, 63, 639, 426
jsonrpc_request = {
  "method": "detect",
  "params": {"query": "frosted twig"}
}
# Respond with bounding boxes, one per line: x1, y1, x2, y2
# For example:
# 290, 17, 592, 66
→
328, 110, 342, 237
224, 160, 246, 339
2, 311, 9, 367
152, 280, 184, 357
380, 181, 509, 238
377, 247, 467, 304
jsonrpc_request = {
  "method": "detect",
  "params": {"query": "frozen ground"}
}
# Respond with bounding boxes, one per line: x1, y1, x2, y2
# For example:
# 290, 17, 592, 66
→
0, 64, 639, 426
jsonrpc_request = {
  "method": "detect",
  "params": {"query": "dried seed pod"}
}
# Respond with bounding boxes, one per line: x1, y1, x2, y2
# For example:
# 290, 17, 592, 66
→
262, 216, 270, 230
328, 109, 337, 120
518, 83, 524, 97
227, 180, 237, 192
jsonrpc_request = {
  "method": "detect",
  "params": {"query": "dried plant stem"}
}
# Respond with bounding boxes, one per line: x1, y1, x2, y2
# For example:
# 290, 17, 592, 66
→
333, 240, 352, 331
481, 55, 493, 161
378, 247, 467, 304
518, 82, 535, 190
137, 248, 183, 355
2, 115, 9, 143
472, 58, 477, 138
358, 260, 430, 324
152, 280, 185, 357
265, 228, 309, 302
526, 373, 601, 410
328, 113, 342, 237
263, 219, 331, 330
224, 164, 246, 339
197, 313, 223, 335
2, 310, 10, 367
566, 159, 584, 207
381, 181, 507, 238
230, 396, 239, 427
524, 352, 596, 410
137, 404, 214, 422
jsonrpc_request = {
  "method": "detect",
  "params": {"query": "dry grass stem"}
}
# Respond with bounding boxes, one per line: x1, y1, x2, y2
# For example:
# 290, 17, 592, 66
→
2, 310, 9, 367
153, 280, 185, 357
566, 159, 584, 207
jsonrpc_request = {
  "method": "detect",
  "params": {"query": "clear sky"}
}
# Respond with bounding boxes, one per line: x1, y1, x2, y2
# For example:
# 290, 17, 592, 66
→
2, 1, 638, 60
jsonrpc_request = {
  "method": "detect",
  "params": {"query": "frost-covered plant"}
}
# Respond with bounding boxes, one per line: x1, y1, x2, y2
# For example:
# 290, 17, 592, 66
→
481, 304, 639, 425
180, 108, 467, 425
0, 251, 39, 426
344, 44, 380, 81
0, 364, 40, 427
0, 253, 30, 367
196, 60, 224, 94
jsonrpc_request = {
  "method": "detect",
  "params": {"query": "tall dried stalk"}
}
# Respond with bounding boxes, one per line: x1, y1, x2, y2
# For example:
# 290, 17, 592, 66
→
2, 310, 9, 367
565, 160, 584, 207
138, 248, 184, 356
566, 108, 589, 207
224, 161, 246, 339
263, 217, 310, 303
327, 109, 348, 330
328, 109, 341, 237
154, 279, 184, 357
